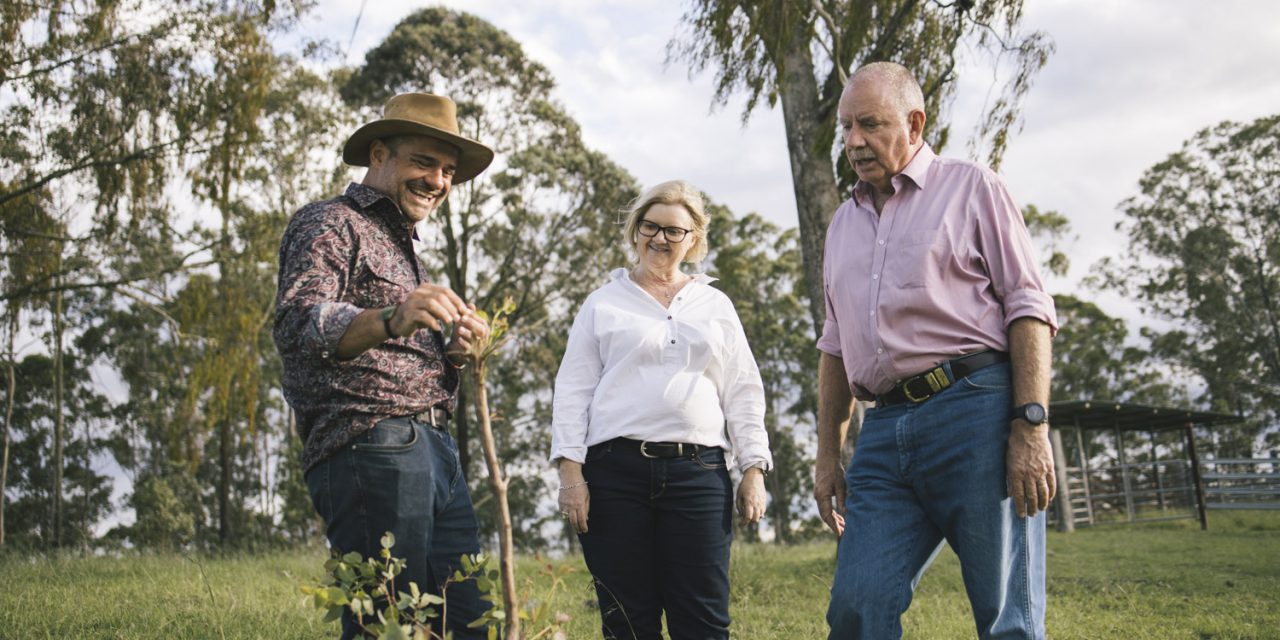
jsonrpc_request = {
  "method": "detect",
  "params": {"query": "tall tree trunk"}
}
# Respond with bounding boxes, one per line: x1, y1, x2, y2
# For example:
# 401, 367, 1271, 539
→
777, 21, 841, 336
1, 312, 16, 546
52, 275, 65, 548
219, 417, 231, 545
470, 367, 519, 640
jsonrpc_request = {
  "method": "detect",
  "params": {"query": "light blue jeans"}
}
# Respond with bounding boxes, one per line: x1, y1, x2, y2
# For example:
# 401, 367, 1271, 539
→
826, 363, 1046, 639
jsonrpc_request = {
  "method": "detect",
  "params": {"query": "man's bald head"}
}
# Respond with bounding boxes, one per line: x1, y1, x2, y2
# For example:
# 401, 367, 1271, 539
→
848, 62, 926, 120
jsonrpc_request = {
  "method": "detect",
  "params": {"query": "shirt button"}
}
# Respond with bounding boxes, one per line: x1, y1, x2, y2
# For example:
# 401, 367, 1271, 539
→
872, 273, 879, 280
878, 239, 885, 245
670, 340, 676, 344
877, 348, 884, 354
667, 315, 672, 320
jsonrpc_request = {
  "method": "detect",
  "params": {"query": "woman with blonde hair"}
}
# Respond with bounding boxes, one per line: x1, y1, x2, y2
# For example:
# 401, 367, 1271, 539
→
550, 180, 772, 639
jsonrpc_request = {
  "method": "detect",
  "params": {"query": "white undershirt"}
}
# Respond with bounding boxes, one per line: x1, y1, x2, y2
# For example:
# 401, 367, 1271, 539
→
549, 268, 772, 473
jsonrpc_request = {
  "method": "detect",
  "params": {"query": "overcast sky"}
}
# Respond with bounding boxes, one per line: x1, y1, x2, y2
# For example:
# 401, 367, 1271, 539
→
308, 0, 1280, 318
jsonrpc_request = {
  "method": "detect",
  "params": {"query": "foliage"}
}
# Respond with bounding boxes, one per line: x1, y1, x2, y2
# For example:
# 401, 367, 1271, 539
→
302, 532, 486, 639
705, 204, 817, 543
1098, 114, 1280, 454
670, 0, 1054, 331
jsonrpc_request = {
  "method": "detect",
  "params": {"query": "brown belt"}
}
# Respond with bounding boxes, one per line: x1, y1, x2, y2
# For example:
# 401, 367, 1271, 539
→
411, 406, 451, 428
877, 350, 1009, 406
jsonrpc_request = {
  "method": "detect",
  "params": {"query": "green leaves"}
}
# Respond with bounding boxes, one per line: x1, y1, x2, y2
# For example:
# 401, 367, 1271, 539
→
302, 539, 502, 638
1104, 113, 1280, 450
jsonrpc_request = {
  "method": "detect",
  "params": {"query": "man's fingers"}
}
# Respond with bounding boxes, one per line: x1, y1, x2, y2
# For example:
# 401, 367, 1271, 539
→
1009, 478, 1028, 518
836, 484, 848, 516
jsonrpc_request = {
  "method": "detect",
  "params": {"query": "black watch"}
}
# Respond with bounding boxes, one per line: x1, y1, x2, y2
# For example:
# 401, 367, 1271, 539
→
380, 305, 399, 339
1012, 402, 1048, 425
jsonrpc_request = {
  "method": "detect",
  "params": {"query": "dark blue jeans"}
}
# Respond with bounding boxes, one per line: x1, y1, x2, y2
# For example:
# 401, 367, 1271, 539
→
305, 416, 489, 639
578, 439, 734, 640
826, 363, 1046, 639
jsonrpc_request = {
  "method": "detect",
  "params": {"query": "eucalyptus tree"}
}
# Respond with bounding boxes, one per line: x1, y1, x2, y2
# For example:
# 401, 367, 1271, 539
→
340, 8, 637, 542
0, 347, 113, 549
1099, 114, 1280, 456
705, 205, 817, 543
670, 0, 1053, 331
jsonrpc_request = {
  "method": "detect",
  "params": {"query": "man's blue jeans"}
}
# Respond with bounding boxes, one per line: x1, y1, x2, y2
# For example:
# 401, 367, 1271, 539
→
578, 439, 734, 640
306, 416, 489, 639
827, 363, 1046, 639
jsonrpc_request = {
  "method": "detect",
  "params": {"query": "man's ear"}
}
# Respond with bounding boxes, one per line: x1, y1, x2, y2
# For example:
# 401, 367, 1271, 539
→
908, 110, 927, 145
368, 139, 389, 168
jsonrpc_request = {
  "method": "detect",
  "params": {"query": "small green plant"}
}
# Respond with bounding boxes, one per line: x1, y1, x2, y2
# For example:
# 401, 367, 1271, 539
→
301, 532, 496, 639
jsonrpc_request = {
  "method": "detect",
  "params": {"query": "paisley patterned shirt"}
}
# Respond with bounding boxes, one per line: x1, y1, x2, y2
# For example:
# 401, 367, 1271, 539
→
274, 183, 457, 472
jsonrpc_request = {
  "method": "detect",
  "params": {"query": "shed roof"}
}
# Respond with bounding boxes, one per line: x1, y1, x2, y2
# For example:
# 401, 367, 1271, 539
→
1050, 400, 1242, 432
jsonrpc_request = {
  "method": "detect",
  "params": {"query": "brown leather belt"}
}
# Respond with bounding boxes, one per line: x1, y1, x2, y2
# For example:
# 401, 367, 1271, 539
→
877, 350, 1009, 406
411, 406, 451, 428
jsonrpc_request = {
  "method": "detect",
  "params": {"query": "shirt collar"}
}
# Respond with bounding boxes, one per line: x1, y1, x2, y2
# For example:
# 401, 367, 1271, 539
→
851, 143, 936, 207
610, 267, 717, 285
344, 182, 420, 241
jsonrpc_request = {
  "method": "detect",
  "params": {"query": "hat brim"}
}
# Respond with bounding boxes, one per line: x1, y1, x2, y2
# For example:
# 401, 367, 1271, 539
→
342, 119, 495, 184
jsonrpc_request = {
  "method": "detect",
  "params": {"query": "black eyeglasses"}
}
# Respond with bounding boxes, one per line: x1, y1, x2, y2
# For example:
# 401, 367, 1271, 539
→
637, 219, 692, 242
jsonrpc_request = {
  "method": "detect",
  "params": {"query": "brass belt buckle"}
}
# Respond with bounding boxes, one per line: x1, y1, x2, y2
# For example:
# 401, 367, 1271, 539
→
903, 366, 951, 403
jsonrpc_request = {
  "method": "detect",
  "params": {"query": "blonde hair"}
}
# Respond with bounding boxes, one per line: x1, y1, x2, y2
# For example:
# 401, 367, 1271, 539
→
621, 180, 709, 263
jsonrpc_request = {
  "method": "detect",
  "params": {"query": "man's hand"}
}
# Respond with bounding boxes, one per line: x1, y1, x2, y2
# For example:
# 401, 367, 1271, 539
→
388, 283, 470, 336
736, 467, 767, 525
445, 304, 490, 363
1006, 421, 1056, 518
814, 457, 847, 536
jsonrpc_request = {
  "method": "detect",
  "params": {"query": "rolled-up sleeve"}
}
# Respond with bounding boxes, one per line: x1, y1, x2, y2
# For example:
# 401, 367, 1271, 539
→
549, 299, 603, 464
273, 214, 363, 361
719, 301, 772, 474
976, 174, 1059, 336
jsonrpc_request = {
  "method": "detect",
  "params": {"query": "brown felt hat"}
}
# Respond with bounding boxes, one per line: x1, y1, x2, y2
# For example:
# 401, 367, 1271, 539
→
342, 93, 495, 183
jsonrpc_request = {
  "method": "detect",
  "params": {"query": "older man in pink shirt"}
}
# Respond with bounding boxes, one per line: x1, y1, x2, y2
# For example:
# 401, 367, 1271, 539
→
815, 62, 1058, 639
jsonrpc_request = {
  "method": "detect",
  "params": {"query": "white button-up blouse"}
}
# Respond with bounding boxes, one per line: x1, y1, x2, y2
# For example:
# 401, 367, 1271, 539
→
550, 268, 773, 473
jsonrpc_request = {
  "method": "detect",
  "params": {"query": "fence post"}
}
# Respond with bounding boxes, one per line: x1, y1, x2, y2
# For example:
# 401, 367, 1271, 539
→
1051, 428, 1074, 532
1183, 421, 1208, 531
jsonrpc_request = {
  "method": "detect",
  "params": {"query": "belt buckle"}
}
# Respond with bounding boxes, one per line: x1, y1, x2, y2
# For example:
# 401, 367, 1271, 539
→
903, 366, 951, 403
639, 441, 683, 458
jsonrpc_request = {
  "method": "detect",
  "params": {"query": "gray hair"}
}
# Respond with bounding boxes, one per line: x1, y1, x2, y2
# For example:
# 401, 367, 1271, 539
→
849, 62, 925, 117
621, 180, 709, 263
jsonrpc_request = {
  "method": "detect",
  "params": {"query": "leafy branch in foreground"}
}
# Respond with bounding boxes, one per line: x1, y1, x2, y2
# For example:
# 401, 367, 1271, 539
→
302, 532, 493, 639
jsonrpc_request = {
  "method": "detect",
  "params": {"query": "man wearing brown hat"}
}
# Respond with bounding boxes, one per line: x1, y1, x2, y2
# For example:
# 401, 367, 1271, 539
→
274, 93, 495, 639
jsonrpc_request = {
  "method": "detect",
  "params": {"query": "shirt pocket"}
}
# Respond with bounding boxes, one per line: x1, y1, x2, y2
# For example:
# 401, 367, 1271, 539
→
352, 256, 412, 309
892, 228, 945, 289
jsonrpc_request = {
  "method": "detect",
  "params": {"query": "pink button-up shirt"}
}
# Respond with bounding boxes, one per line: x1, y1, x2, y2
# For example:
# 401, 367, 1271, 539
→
817, 145, 1058, 400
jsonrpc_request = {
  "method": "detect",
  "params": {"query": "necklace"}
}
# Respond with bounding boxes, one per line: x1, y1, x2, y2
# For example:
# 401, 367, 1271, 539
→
633, 269, 688, 302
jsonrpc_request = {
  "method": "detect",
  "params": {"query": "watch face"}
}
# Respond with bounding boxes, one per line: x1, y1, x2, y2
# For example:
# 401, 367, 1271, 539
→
1023, 403, 1047, 424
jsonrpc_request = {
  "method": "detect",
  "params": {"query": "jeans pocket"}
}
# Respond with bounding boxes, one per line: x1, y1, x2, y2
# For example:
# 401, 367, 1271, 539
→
692, 448, 727, 470
353, 420, 418, 453
957, 362, 1010, 391
584, 442, 613, 463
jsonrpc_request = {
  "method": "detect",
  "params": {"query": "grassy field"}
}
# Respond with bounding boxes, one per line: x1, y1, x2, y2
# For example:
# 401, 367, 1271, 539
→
1, 512, 1276, 639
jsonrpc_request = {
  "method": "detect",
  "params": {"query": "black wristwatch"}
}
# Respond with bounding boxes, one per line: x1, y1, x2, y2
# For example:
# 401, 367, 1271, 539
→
1012, 402, 1048, 425
381, 305, 399, 339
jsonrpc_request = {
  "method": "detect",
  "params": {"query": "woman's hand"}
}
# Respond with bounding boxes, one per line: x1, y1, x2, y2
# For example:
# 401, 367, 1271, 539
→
557, 459, 590, 534
736, 467, 767, 525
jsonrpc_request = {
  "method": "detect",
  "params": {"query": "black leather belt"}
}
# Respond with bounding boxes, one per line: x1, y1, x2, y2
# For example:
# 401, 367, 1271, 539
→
602, 437, 719, 459
411, 406, 451, 428
877, 350, 1009, 407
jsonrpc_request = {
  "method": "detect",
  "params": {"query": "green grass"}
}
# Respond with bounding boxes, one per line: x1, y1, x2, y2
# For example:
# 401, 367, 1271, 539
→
2, 512, 1277, 639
